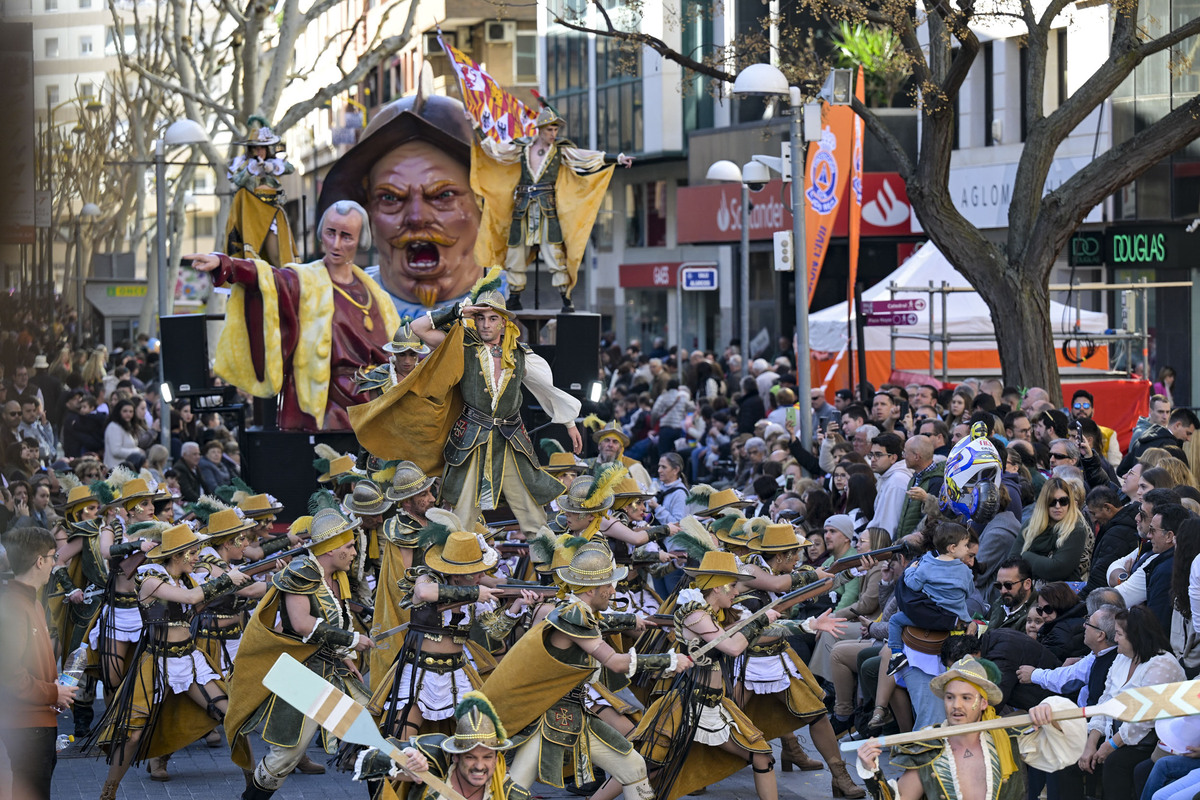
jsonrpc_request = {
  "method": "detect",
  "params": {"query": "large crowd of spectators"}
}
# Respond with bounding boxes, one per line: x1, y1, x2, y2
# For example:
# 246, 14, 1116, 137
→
599, 333, 1200, 800
0, 315, 245, 534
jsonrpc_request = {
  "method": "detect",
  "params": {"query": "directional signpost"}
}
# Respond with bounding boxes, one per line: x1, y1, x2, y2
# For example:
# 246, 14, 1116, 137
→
865, 312, 919, 327
863, 298, 925, 327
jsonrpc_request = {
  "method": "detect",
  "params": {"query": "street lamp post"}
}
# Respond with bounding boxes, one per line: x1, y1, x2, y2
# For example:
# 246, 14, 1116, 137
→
705, 160, 754, 364
731, 65, 851, 453
154, 119, 209, 448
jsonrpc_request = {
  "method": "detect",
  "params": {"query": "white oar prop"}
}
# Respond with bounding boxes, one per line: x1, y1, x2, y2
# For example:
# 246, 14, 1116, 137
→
840, 679, 1200, 753
263, 653, 468, 800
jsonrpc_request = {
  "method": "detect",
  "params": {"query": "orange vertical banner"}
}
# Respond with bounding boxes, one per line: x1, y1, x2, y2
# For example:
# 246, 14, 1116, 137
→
848, 67, 865, 307
805, 102, 855, 306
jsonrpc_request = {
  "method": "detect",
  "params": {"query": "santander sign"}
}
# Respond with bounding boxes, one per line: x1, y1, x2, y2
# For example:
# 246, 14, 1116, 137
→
678, 173, 912, 244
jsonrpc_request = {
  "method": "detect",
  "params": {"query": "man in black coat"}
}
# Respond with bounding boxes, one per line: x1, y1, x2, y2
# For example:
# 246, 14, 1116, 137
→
1080, 486, 1141, 598
1118, 407, 1200, 473
941, 630, 1061, 711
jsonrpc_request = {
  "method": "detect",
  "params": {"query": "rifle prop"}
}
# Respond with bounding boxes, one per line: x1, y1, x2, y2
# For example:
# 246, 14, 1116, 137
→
690, 577, 833, 659
236, 547, 308, 577
264, 654, 469, 800
840, 679, 1200, 753
494, 583, 558, 595
827, 543, 907, 575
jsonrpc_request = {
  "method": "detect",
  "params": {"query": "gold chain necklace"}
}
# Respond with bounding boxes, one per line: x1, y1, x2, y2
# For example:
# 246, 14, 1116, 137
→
331, 279, 374, 332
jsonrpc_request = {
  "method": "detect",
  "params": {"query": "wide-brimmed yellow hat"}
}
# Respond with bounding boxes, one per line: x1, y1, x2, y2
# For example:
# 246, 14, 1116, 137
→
929, 656, 1003, 705
107, 477, 159, 510
687, 484, 753, 517
238, 493, 284, 519
57, 484, 99, 514
146, 524, 206, 560
710, 510, 749, 547
544, 451, 587, 475
202, 508, 258, 543
747, 520, 809, 552
422, 509, 498, 575
684, 550, 752, 590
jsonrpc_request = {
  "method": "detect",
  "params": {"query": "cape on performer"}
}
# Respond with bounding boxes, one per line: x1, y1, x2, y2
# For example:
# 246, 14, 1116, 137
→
189, 200, 401, 431
472, 106, 629, 312
350, 268, 581, 534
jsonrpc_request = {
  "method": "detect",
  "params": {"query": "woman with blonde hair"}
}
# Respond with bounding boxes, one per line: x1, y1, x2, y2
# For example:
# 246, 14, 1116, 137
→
1009, 476, 1091, 582
1154, 456, 1198, 490
80, 346, 108, 396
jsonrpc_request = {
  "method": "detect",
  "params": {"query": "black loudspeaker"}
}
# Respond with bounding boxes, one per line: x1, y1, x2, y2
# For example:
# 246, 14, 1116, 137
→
550, 312, 601, 399
242, 429, 359, 523
160, 314, 210, 392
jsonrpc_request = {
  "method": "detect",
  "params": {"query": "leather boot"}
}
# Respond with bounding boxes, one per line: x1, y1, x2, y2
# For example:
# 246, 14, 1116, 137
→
508, 291, 523, 310
560, 290, 575, 313
99, 780, 120, 800
241, 778, 277, 800
295, 753, 326, 774
779, 733, 823, 772
147, 754, 170, 781
829, 757, 867, 799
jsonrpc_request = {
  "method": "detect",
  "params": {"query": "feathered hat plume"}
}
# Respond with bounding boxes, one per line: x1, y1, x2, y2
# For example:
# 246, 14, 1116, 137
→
582, 462, 627, 510
468, 266, 504, 303
670, 515, 718, 563
582, 413, 605, 432
742, 516, 771, 545
453, 691, 508, 742
128, 520, 170, 543
187, 494, 231, 524
58, 471, 82, 494
308, 490, 341, 516
708, 509, 746, 538
215, 475, 256, 505
419, 508, 468, 551
540, 438, 565, 457
107, 465, 137, 492
686, 484, 717, 508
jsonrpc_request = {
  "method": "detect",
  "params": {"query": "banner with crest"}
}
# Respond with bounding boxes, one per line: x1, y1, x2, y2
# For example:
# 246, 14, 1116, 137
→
439, 35, 538, 143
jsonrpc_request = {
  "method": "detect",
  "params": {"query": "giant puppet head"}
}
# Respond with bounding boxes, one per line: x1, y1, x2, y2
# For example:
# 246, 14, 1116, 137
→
940, 422, 1003, 525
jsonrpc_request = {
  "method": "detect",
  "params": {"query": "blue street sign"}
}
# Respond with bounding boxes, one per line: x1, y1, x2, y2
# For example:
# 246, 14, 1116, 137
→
682, 266, 718, 291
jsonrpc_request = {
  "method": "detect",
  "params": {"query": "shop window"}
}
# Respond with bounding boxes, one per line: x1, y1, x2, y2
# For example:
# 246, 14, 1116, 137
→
645, 181, 666, 247
625, 184, 644, 248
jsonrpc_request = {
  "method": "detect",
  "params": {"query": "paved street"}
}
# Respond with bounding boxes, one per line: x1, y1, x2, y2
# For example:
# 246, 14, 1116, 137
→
51, 719, 871, 800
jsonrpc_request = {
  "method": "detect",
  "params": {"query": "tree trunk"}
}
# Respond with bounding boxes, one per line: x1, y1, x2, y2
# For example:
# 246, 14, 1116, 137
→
975, 266, 1062, 404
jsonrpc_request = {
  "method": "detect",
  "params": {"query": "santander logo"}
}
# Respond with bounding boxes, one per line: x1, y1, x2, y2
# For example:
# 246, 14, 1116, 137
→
862, 178, 909, 229
717, 194, 732, 232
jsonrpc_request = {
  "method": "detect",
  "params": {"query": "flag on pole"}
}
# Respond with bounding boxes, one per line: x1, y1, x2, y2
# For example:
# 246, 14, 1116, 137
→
848, 66, 865, 310
439, 35, 538, 143
804, 102, 855, 306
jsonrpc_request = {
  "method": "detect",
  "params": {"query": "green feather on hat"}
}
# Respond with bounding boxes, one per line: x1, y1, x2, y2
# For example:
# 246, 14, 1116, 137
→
527, 526, 558, 566
686, 484, 720, 508
670, 515, 718, 563
468, 266, 504, 303
540, 438, 565, 458
90, 479, 117, 508
308, 490, 341, 516
418, 508, 467, 551
582, 462, 627, 510
454, 691, 508, 742
215, 475, 256, 505
186, 494, 231, 525
708, 509, 746, 538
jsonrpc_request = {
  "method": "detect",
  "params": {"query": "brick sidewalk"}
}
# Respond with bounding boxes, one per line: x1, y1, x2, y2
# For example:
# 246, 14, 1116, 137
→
49, 723, 855, 799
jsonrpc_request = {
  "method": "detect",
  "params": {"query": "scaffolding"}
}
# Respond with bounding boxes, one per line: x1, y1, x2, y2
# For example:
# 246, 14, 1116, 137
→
879, 279, 1193, 383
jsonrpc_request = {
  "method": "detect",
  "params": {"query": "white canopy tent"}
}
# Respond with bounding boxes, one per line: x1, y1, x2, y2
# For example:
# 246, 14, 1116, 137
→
809, 242, 1109, 354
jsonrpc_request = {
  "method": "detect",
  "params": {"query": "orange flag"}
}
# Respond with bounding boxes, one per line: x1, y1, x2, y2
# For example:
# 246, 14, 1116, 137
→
848, 66, 865, 308
804, 101, 855, 306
